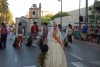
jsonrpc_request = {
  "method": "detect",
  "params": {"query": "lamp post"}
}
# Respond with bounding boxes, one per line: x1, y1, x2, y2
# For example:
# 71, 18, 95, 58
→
58, 0, 62, 32
60, 0, 62, 32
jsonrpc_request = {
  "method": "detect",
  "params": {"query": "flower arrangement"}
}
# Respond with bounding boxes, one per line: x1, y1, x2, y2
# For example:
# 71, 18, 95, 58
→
37, 38, 48, 67
37, 52, 47, 67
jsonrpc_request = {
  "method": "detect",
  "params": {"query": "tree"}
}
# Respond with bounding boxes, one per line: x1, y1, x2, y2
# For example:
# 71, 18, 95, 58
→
41, 14, 53, 23
51, 11, 70, 20
0, 0, 9, 24
89, 5, 100, 23
6, 10, 13, 24
89, 5, 95, 20
0, 0, 13, 25
89, 5, 95, 14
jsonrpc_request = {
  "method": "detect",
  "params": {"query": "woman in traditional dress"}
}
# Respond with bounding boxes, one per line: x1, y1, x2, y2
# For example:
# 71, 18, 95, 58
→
45, 22, 67, 67
17, 23, 24, 47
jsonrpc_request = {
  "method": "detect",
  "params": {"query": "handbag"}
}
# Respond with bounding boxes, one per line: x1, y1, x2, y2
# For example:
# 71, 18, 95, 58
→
40, 38, 48, 53
40, 44, 48, 53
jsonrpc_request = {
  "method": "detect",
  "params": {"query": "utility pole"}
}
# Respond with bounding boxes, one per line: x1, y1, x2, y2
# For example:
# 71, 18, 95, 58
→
42, 10, 43, 23
85, 0, 88, 27
95, 0, 97, 2
39, 3, 41, 25
94, 0, 97, 27
79, 0, 81, 33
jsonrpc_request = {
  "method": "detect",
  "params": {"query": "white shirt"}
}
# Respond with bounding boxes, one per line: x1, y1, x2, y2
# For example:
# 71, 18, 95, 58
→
66, 27, 73, 35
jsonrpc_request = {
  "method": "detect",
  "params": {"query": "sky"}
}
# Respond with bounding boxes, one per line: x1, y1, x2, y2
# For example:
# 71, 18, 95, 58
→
8, 0, 96, 20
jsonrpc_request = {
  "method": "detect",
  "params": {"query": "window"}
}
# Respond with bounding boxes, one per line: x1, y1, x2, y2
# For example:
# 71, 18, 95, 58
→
33, 11, 35, 15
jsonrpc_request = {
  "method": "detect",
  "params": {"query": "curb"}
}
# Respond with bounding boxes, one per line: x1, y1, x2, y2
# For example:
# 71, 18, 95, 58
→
73, 39, 100, 48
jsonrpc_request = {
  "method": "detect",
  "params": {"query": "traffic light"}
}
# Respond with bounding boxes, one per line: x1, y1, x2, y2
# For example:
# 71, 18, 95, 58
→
79, 16, 83, 22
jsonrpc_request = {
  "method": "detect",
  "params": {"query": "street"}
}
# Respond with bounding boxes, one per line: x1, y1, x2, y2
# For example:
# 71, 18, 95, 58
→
0, 35, 100, 67
67, 41, 100, 67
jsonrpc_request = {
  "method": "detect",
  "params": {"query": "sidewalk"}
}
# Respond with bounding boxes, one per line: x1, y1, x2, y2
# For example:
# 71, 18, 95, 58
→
73, 39, 100, 48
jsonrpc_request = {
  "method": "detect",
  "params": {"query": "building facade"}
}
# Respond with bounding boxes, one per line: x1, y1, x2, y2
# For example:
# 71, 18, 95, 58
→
16, 3, 41, 36
54, 8, 92, 27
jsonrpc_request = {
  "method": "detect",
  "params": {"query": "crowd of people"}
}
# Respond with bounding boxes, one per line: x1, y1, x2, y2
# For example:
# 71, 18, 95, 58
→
0, 21, 75, 67
87, 25, 100, 43
13, 21, 73, 67
73, 25, 100, 44
79, 25, 100, 43
0, 20, 100, 67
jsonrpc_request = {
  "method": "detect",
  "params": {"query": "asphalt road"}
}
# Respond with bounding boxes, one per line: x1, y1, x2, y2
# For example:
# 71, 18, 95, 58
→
0, 35, 100, 67
66, 41, 100, 67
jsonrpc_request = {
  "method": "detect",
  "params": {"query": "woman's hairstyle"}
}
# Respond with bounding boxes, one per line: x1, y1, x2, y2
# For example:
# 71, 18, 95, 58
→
58, 24, 61, 29
34, 22, 37, 24
2, 23, 5, 26
68, 24, 72, 27
18, 23, 22, 26
43, 23, 48, 27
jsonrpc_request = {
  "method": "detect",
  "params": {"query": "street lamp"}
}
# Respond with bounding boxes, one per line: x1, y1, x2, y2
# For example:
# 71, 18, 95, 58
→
58, 0, 62, 32
60, 0, 62, 30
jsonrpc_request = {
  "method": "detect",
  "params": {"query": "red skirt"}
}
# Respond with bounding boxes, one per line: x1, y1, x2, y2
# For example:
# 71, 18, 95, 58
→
17, 35, 23, 44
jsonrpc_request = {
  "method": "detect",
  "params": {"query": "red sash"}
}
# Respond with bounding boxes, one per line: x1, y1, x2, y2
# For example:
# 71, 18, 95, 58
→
52, 32, 64, 47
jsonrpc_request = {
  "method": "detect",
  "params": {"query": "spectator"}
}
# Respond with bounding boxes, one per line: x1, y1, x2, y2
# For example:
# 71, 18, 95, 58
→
88, 25, 94, 41
58, 24, 62, 32
82, 25, 88, 41
66, 24, 73, 47
0, 23, 8, 49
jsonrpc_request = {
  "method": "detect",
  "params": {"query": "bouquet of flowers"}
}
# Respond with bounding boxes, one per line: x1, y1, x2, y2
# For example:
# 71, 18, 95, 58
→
37, 53, 46, 67
37, 38, 48, 67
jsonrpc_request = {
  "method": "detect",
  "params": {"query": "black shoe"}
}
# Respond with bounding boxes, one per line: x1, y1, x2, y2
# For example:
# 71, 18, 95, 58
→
32, 45, 36, 48
68, 45, 71, 48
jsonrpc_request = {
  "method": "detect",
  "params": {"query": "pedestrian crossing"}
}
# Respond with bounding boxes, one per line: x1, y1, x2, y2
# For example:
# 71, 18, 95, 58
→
71, 61, 100, 67
91, 61, 100, 66
22, 61, 100, 67
71, 62, 88, 67
23, 65, 36, 67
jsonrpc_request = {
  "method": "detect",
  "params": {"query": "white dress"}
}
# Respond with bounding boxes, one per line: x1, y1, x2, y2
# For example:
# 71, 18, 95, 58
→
45, 29, 67, 67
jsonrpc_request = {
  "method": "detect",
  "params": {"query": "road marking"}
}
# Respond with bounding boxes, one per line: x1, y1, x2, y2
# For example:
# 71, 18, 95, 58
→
91, 61, 100, 66
15, 53, 18, 62
23, 65, 36, 67
71, 62, 88, 67
66, 51, 84, 61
